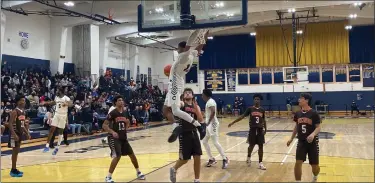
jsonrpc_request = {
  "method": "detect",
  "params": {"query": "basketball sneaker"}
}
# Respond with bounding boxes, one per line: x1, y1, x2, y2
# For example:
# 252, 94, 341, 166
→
52, 148, 59, 155
222, 157, 229, 169
137, 171, 146, 180
170, 167, 176, 183
10, 169, 23, 177
258, 162, 266, 170
194, 179, 200, 183
105, 176, 114, 183
168, 125, 183, 143
206, 158, 217, 167
43, 147, 50, 153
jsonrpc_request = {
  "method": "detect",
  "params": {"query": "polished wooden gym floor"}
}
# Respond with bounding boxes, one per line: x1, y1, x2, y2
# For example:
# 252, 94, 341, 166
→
1, 117, 374, 182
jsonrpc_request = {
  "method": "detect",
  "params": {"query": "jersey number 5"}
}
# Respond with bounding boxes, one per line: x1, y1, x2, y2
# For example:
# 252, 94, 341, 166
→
302, 124, 306, 133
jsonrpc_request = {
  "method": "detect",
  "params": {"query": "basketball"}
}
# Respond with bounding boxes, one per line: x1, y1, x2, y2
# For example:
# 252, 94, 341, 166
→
164, 64, 172, 77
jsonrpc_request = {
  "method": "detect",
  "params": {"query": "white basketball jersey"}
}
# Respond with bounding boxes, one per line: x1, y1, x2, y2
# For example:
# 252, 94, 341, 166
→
54, 95, 70, 115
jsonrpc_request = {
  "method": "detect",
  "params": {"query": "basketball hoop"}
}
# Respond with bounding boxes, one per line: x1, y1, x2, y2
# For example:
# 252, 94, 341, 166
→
108, 8, 114, 20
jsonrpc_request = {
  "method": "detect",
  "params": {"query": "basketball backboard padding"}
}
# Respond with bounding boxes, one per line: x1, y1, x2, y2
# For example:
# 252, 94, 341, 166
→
138, 0, 247, 32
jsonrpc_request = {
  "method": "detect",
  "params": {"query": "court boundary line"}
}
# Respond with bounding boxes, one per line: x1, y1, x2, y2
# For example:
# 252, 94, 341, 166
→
1, 122, 171, 156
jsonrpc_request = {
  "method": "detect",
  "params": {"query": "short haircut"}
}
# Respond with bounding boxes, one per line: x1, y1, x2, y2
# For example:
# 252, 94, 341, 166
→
15, 94, 25, 103
183, 88, 194, 95
178, 41, 187, 48
112, 95, 124, 105
202, 89, 212, 98
253, 94, 263, 100
300, 93, 312, 105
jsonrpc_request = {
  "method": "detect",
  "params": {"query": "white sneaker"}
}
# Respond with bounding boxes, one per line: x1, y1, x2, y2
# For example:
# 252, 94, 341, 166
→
258, 162, 266, 170
137, 171, 146, 180
312, 175, 318, 182
105, 176, 114, 183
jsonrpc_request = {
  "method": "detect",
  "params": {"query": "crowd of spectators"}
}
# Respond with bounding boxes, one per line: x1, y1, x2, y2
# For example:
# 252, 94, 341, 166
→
1, 66, 166, 138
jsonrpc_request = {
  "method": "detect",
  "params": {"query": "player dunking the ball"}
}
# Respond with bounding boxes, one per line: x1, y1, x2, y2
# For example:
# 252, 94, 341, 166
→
42, 87, 72, 155
103, 95, 145, 182
228, 94, 267, 170
201, 89, 229, 169
163, 29, 209, 143
287, 93, 321, 182
8, 95, 31, 177
170, 88, 204, 183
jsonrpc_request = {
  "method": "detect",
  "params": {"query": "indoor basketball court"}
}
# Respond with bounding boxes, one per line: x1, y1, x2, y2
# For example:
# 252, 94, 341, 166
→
1, 0, 374, 182
1, 118, 373, 182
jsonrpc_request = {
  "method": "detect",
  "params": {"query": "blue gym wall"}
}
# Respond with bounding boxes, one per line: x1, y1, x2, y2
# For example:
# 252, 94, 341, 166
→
195, 91, 374, 111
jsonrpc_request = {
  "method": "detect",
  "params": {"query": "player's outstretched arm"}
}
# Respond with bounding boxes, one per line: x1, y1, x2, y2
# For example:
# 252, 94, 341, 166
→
228, 108, 250, 127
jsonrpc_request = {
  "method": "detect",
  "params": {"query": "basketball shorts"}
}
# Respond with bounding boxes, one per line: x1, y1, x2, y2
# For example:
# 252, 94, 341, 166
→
8, 132, 22, 148
247, 128, 265, 145
51, 114, 67, 129
296, 138, 319, 165
207, 122, 219, 137
108, 136, 134, 158
179, 130, 202, 160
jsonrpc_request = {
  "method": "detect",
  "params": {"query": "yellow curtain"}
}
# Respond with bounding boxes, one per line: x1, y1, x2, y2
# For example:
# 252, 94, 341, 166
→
256, 26, 293, 67
256, 21, 350, 67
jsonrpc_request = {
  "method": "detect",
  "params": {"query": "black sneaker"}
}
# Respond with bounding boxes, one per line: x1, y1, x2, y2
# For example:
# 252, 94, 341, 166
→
168, 126, 183, 143
222, 157, 229, 169
206, 158, 217, 167
64, 141, 69, 146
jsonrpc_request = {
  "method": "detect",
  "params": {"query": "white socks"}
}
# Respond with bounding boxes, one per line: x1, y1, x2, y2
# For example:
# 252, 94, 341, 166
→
57, 135, 63, 147
45, 143, 49, 148
107, 173, 112, 178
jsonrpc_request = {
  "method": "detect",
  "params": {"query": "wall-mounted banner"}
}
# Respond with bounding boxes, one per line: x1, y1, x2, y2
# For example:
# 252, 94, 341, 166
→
148, 67, 152, 85
205, 70, 225, 80
363, 64, 375, 87
226, 69, 236, 91
204, 80, 225, 91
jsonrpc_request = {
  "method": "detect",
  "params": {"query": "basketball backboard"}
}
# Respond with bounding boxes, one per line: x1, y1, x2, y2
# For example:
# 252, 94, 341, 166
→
283, 66, 309, 82
138, 0, 247, 32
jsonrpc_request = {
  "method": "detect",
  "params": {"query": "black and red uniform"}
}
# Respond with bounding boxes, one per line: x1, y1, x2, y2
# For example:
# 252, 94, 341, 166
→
242, 106, 266, 145
294, 109, 321, 164
8, 108, 26, 148
107, 108, 133, 157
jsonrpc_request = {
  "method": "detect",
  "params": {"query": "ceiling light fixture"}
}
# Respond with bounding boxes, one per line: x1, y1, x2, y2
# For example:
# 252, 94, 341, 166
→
250, 32, 256, 36
288, 8, 296, 13
64, 1, 74, 7
296, 30, 303, 34
345, 25, 353, 30
155, 8, 164, 13
215, 2, 224, 8
353, 2, 362, 6
208, 36, 213, 40
349, 14, 358, 19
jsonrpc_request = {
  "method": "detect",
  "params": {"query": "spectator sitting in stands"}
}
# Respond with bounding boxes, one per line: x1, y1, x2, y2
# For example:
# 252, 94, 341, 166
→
43, 108, 53, 129
68, 111, 81, 135
37, 104, 47, 123
132, 106, 141, 125
139, 106, 146, 125
80, 103, 93, 135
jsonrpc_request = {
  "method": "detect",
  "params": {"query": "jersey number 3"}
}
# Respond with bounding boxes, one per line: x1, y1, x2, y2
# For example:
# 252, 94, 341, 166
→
255, 117, 259, 123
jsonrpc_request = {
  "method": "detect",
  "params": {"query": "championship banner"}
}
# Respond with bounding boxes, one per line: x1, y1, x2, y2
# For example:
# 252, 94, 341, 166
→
363, 64, 375, 87
204, 69, 225, 91
204, 80, 225, 91
226, 69, 236, 91
205, 70, 225, 80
